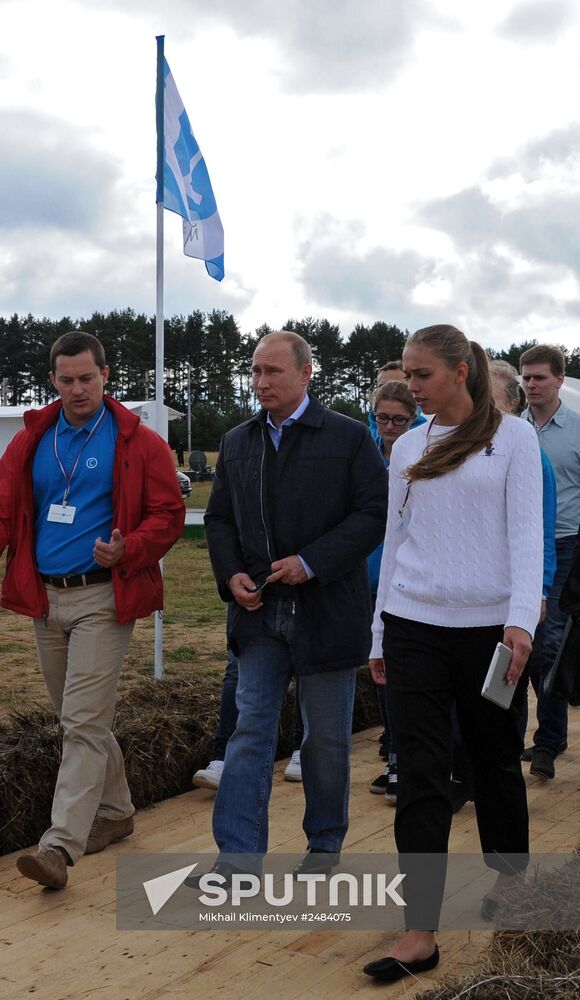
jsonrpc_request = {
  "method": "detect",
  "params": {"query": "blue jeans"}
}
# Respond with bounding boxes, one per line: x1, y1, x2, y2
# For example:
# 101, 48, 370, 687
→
213, 650, 239, 759
212, 597, 356, 858
520, 534, 575, 757
213, 656, 304, 759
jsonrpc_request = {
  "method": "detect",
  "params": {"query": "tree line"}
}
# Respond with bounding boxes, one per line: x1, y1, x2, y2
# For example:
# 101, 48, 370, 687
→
1, 309, 579, 449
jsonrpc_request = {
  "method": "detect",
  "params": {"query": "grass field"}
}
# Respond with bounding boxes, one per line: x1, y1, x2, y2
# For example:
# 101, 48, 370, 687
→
181, 450, 218, 509
0, 453, 229, 717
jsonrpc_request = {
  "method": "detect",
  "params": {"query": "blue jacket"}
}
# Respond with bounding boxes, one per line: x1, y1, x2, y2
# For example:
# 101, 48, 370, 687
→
541, 448, 557, 596
367, 453, 388, 596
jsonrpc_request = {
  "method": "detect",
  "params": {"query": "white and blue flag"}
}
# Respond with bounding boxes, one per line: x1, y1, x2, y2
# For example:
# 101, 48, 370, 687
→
157, 54, 224, 282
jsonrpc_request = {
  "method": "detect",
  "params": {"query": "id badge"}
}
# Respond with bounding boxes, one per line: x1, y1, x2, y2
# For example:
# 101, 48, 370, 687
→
47, 503, 77, 524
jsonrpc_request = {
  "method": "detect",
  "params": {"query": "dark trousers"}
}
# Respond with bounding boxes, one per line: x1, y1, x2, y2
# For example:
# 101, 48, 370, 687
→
383, 613, 529, 929
519, 534, 575, 757
375, 683, 392, 753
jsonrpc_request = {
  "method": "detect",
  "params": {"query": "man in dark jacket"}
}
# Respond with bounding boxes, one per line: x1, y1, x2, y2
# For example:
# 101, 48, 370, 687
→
203, 331, 388, 880
0, 331, 184, 889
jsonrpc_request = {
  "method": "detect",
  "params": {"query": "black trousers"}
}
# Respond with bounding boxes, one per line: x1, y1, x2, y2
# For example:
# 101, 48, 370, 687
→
383, 613, 529, 928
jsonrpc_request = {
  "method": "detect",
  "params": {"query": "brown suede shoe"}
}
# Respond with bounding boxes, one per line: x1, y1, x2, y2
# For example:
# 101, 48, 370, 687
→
17, 846, 69, 889
85, 815, 134, 855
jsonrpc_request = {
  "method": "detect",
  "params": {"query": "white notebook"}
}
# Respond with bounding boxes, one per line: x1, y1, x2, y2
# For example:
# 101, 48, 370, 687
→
481, 642, 515, 710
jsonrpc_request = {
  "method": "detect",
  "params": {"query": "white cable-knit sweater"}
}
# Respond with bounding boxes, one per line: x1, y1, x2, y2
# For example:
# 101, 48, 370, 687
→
370, 414, 544, 658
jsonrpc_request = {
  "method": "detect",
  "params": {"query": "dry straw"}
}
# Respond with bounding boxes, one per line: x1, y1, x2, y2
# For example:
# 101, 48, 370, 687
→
0, 668, 381, 855
418, 857, 580, 1000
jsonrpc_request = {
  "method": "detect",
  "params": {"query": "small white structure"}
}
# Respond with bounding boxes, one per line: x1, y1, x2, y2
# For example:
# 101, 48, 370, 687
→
0, 400, 183, 457
560, 377, 580, 414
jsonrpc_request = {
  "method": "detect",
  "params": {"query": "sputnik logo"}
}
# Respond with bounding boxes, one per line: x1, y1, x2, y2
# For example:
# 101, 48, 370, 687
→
143, 864, 198, 915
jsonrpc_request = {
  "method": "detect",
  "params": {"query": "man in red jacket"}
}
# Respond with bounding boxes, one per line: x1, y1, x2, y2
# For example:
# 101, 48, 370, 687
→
0, 331, 184, 889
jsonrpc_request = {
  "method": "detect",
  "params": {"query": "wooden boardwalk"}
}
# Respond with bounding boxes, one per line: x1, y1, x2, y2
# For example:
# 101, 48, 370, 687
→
1, 708, 579, 1000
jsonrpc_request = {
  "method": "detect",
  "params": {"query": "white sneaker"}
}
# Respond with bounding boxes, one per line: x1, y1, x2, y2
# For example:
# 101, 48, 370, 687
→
192, 760, 224, 789
284, 750, 302, 782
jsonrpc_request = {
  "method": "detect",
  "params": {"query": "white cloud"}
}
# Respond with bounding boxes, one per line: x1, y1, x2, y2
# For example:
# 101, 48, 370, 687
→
84, 0, 435, 92
497, 0, 576, 42
0, 110, 119, 230
0, 0, 580, 352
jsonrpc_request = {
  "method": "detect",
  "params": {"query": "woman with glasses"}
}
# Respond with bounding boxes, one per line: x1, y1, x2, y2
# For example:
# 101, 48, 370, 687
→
363, 325, 543, 984
368, 381, 423, 802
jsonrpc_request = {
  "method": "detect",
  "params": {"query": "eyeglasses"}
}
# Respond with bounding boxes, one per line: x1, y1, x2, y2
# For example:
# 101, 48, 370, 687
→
375, 413, 412, 427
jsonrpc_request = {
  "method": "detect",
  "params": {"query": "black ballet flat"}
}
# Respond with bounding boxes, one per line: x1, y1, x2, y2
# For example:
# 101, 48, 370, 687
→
363, 945, 440, 982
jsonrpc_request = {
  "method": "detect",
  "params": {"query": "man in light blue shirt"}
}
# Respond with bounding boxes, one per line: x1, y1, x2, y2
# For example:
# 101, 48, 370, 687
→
520, 344, 580, 779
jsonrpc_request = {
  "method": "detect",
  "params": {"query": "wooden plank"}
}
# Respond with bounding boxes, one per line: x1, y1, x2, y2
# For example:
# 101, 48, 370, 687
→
0, 701, 578, 1000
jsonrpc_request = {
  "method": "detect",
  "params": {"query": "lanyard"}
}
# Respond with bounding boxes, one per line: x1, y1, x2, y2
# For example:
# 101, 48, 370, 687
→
398, 417, 437, 519
52, 405, 107, 506
398, 416, 495, 518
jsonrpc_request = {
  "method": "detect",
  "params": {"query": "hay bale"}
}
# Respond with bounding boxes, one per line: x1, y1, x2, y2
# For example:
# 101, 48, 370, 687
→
416, 857, 580, 999
416, 926, 580, 999
0, 667, 380, 855
417, 967, 580, 1000
0, 707, 62, 856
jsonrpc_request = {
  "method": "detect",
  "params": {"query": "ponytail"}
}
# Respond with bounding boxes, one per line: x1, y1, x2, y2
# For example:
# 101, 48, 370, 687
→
404, 326, 501, 483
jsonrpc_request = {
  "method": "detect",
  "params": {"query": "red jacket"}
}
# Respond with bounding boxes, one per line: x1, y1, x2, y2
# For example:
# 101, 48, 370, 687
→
0, 396, 185, 623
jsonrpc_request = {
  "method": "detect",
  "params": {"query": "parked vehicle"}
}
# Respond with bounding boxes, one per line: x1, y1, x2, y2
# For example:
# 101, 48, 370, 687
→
176, 470, 192, 499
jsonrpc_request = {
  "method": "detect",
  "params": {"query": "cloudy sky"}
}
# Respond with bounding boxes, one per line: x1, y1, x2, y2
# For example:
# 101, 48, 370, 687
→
1, 0, 580, 352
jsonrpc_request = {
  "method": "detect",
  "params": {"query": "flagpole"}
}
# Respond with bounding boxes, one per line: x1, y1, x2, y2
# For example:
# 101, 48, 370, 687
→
154, 34, 165, 681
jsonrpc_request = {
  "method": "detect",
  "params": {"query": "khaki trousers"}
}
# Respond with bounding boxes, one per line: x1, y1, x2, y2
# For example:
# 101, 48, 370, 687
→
33, 582, 135, 864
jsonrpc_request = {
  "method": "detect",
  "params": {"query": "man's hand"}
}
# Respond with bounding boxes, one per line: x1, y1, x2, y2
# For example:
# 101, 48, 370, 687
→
267, 556, 308, 587
94, 528, 125, 568
369, 657, 386, 685
503, 626, 533, 685
228, 572, 264, 611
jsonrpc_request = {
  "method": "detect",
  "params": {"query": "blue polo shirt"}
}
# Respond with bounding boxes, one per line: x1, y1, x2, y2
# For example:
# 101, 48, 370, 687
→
32, 403, 118, 575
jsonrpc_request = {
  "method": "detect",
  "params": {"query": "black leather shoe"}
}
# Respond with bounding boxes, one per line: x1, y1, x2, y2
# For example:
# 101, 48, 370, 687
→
184, 861, 256, 891
363, 945, 440, 981
293, 848, 340, 878
523, 741, 566, 762
530, 748, 555, 779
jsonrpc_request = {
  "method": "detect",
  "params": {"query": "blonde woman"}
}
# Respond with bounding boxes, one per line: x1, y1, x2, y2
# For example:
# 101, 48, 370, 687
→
364, 326, 543, 984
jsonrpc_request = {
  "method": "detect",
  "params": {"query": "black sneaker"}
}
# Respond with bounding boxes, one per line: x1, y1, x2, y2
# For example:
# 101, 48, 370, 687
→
530, 748, 555, 779
385, 762, 398, 803
369, 764, 389, 794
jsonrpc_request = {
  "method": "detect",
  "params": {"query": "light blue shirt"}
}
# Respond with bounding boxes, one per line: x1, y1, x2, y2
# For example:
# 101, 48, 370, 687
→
33, 404, 118, 574
266, 394, 314, 579
266, 394, 310, 450
522, 401, 580, 538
